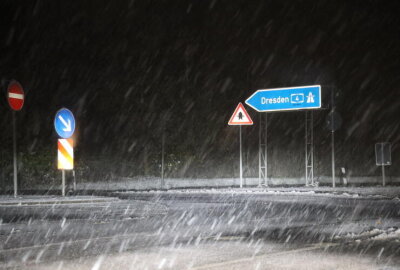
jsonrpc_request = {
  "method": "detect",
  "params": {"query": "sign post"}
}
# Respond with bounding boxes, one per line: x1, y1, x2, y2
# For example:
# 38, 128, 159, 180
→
7, 80, 25, 198
246, 85, 321, 186
161, 131, 165, 189
12, 112, 17, 197
239, 125, 243, 188
228, 103, 253, 188
375, 142, 391, 186
73, 170, 76, 191
326, 110, 342, 187
54, 108, 76, 196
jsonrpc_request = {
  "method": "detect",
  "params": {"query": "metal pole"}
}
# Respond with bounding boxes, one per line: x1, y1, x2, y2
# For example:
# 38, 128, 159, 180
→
258, 114, 262, 187
239, 125, 243, 188
62, 170, 65, 196
331, 89, 336, 188
264, 113, 268, 186
310, 111, 314, 186
161, 131, 165, 189
332, 130, 335, 188
12, 112, 18, 198
305, 112, 308, 186
381, 144, 385, 186
73, 170, 76, 191
258, 113, 268, 187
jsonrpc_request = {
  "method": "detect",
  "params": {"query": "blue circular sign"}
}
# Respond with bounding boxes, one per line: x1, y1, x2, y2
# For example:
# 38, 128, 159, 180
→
54, 108, 75, 138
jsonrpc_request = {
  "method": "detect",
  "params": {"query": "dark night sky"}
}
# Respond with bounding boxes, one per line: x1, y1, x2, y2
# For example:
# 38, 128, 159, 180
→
0, 0, 399, 178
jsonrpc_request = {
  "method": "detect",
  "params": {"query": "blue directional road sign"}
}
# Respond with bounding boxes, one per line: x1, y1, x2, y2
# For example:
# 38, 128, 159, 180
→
54, 108, 75, 138
245, 85, 321, 112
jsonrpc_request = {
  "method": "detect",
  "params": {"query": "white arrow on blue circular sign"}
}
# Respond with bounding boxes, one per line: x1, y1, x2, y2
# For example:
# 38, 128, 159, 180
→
54, 108, 75, 138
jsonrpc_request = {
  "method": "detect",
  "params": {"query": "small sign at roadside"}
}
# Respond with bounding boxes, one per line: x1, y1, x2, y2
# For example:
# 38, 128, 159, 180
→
228, 103, 253, 125
54, 108, 76, 139
228, 103, 253, 189
375, 142, 391, 166
7, 80, 24, 111
375, 142, 391, 187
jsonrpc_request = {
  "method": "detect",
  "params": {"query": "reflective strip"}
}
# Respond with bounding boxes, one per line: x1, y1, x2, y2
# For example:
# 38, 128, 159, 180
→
58, 150, 73, 170
8, 93, 24, 99
58, 139, 74, 170
59, 139, 73, 157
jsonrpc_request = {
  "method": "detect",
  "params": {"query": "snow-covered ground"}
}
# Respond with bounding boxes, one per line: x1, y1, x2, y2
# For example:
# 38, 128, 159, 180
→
117, 186, 400, 200
19, 239, 400, 270
27, 176, 400, 193
0, 195, 119, 206
336, 227, 400, 242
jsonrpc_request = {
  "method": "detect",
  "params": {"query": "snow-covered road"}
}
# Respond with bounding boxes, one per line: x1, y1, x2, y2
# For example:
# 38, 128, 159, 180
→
1, 192, 399, 269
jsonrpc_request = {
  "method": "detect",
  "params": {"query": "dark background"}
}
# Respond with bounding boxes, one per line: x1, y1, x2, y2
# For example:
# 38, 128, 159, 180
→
0, 0, 399, 187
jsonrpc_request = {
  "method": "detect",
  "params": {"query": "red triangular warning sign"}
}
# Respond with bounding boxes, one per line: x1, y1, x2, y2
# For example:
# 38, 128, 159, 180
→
228, 103, 254, 125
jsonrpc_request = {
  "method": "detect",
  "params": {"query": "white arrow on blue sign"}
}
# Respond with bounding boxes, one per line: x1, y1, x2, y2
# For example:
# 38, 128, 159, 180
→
54, 108, 76, 139
245, 85, 321, 112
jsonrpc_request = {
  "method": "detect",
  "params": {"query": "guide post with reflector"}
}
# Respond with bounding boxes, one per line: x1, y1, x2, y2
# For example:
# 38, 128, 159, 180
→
58, 139, 74, 196
58, 139, 74, 170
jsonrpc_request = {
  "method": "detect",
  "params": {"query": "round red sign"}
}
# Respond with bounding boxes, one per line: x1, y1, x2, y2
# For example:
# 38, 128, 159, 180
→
7, 80, 24, 111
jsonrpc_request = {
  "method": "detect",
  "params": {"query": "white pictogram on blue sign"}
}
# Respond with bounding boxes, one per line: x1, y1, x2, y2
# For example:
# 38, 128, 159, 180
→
291, 94, 304, 104
306, 92, 315, 103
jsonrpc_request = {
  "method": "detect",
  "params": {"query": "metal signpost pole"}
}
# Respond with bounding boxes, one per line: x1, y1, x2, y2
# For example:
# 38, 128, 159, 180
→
305, 111, 314, 186
161, 132, 165, 189
264, 113, 268, 186
381, 144, 385, 187
258, 113, 268, 187
310, 112, 314, 186
73, 170, 76, 191
258, 114, 262, 187
305, 112, 308, 186
331, 89, 336, 188
239, 125, 243, 188
332, 129, 335, 188
12, 111, 18, 198
62, 170, 65, 197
